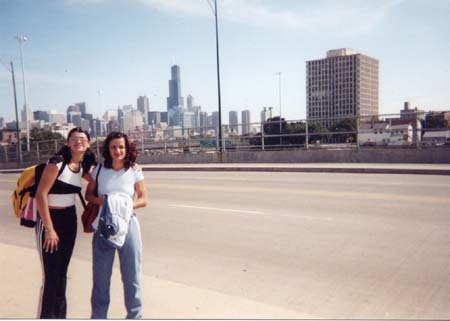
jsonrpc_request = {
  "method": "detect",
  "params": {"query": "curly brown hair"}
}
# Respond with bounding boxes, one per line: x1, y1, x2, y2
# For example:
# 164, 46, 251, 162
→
102, 131, 138, 170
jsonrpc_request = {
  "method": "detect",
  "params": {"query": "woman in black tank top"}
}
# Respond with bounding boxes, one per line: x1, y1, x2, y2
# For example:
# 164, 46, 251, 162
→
34, 127, 96, 319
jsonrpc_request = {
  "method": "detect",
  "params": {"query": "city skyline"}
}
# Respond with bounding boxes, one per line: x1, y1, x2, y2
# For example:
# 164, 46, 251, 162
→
1, 0, 450, 123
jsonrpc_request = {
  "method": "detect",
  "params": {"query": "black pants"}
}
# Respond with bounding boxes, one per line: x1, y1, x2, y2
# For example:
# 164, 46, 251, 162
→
35, 206, 77, 319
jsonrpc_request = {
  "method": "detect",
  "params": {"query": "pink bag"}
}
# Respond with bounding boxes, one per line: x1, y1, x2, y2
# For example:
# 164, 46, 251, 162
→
20, 197, 37, 227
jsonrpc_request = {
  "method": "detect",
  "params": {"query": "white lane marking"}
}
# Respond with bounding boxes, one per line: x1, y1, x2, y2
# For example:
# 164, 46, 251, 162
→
168, 204, 264, 215
168, 204, 333, 222
150, 175, 450, 188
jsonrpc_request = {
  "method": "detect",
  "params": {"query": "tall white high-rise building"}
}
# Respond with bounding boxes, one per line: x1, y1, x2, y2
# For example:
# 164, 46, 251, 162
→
306, 48, 379, 128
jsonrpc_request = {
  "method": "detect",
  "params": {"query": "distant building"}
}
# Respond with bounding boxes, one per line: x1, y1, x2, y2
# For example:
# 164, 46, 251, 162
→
358, 119, 420, 146
21, 105, 33, 130
229, 110, 238, 133
1, 128, 21, 144
92, 118, 106, 137
118, 107, 124, 132
200, 111, 208, 134
137, 96, 149, 125
400, 101, 425, 121
149, 111, 161, 127
123, 108, 143, 133
67, 111, 82, 127
241, 110, 251, 135
307, 48, 379, 128
261, 107, 271, 123
33, 110, 50, 122
49, 110, 66, 124
425, 111, 450, 128
6, 121, 18, 130
84, 113, 94, 133
212, 111, 220, 130
187, 94, 194, 112
160, 111, 168, 123
74, 102, 86, 118
103, 109, 118, 122
167, 65, 184, 126
0, 117, 4, 129
182, 111, 196, 130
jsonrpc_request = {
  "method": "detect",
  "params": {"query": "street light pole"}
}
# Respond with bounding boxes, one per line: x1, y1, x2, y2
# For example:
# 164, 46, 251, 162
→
276, 71, 282, 146
16, 34, 30, 152
10, 61, 22, 162
214, 0, 223, 153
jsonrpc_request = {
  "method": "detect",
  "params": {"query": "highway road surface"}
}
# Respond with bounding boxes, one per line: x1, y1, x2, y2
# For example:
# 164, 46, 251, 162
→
1, 171, 449, 318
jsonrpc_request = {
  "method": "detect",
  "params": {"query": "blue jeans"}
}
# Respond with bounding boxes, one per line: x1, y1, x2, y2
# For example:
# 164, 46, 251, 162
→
91, 215, 142, 319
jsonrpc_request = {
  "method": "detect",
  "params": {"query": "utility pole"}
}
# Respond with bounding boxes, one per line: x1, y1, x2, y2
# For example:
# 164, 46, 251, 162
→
16, 34, 30, 152
10, 61, 22, 162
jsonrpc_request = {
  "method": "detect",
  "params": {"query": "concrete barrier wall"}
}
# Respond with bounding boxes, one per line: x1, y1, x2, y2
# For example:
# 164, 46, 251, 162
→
137, 147, 450, 164
0, 147, 449, 170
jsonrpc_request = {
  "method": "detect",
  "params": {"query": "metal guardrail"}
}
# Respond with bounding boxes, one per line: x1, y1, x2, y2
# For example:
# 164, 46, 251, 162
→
1, 111, 449, 162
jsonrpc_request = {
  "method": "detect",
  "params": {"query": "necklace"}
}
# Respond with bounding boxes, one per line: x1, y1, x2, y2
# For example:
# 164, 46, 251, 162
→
68, 162, 80, 172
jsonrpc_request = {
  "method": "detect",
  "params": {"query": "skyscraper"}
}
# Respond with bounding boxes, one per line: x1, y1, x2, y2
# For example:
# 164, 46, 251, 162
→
306, 48, 379, 128
167, 65, 184, 126
242, 110, 251, 135
187, 94, 194, 112
212, 111, 220, 130
137, 96, 149, 125
75, 102, 87, 117
229, 110, 238, 133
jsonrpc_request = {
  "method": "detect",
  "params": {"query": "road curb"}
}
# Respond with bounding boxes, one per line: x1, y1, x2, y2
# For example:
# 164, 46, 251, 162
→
138, 167, 450, 175
2, 167, 450, 175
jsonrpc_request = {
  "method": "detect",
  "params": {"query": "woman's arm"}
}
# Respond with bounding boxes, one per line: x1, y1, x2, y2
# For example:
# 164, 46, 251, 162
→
133, 180, 148, 209
85, 177, 105, 205
35, 163, 60, 253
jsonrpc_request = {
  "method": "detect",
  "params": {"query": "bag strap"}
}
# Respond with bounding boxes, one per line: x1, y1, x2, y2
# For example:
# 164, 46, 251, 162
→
78, 191, 87, 210
94, 164, 102, 197
77, 164, 101, 211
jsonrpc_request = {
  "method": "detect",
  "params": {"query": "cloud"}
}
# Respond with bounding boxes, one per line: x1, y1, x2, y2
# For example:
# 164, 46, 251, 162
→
138, 0, 212, 17
138, 0, 404, 35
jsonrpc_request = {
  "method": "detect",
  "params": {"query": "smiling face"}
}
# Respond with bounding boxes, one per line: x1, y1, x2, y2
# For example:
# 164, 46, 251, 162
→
68, 132, 90, 154
108, 137, 127, 162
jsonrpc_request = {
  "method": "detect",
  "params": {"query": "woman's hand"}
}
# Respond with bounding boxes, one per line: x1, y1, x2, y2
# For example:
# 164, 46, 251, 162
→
97, 195, 106, 205
43, 229, 60, 253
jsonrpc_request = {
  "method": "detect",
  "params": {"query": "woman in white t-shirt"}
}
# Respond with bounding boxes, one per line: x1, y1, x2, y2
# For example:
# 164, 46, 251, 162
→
85, 131, 148, 319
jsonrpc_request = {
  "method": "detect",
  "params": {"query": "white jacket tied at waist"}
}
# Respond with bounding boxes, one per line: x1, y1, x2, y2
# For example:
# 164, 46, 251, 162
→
93, 192, 134, 248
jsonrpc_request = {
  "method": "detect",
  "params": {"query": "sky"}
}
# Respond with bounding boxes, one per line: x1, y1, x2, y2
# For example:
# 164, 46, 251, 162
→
1, 0, 450, 124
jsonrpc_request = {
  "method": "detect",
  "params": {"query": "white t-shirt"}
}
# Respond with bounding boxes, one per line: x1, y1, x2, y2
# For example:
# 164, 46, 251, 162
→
92, 164, 144, 198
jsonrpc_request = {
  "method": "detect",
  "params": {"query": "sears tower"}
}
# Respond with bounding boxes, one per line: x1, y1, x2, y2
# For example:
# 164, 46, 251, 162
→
167, 65, 184, 126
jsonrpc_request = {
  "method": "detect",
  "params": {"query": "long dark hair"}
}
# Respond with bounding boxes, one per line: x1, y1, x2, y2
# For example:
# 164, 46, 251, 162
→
102, 131, 138, 170
56, 127, 96, 174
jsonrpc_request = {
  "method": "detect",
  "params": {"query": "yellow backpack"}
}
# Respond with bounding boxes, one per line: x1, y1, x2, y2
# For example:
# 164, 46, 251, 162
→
11, 163, 66, 227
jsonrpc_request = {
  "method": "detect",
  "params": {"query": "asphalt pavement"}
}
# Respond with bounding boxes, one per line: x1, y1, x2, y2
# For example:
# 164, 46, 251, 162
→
1, 163, 449, 319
